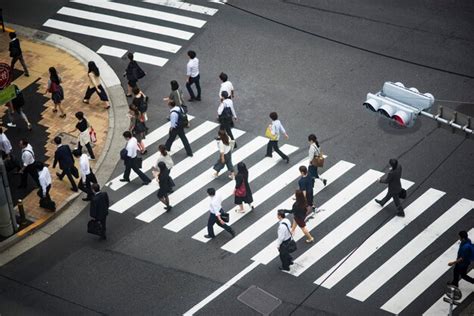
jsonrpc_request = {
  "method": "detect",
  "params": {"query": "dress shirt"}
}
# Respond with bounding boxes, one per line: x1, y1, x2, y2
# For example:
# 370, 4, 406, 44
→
186, 58, 199, 77
308, 143, 320, 162
169, 106, 181, 129
219, 81, 234, 98
270, 120, 287, 141
277, 218, 292, 246
209, 193, 223, 216
38, 166, 52, 195
79, 153, 91, 182
0, 133, 12, 154
126, 137, 139, 158
21, 144, 35, 167
217, 99, 237, 118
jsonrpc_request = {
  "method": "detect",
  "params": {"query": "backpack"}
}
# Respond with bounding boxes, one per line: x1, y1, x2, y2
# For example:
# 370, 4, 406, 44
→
219, 104, 233, 123
172, 107, 189, 128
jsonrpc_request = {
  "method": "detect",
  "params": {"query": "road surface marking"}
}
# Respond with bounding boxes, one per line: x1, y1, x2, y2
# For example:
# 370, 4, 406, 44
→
143, 0, 218, 16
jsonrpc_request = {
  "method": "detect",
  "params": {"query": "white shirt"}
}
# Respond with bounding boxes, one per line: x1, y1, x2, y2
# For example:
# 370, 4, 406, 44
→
270, 120, 287, 141
0, 133, 12, 154
308, 143, 321, 162
277, 218, 292, 246
217, 140, 231, 155
79, 153, 91, 182
21, 144, 35, 167
219, 81, 234, 99
186, 58, 199, 77
38, 166, 52, 195
155, 152, 174, 170
217, 99, 237, 118
126, 137, 139, 158
209, 193, 222, 216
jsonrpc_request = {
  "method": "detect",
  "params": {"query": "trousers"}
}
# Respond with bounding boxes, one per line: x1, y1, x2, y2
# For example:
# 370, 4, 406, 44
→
380, 190, 404, 211
207, 213, 234, 238
59, 167, 78, 190
123, 157, 151, 183
279, 239, 293, 270
77, 142, 95, 160
451, 264, 474, 287
186, 74, 201, 99
266, 140, 288, 160
165, 128, 192, 156
11, 55, 29, 75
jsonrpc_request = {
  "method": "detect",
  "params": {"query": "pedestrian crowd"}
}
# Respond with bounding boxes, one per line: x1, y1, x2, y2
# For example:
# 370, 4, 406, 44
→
2, 35, 471, 285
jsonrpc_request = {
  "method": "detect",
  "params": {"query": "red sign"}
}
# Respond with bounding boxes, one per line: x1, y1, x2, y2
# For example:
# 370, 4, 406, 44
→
0, 63, 12, 89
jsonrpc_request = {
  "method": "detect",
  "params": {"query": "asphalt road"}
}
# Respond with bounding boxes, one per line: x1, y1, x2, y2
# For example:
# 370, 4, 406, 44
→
1, 0, 473, 315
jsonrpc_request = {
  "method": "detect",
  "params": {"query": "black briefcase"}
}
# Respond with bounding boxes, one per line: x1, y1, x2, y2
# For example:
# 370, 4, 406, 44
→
87, 219, 103, 236
399, 189, 407, 199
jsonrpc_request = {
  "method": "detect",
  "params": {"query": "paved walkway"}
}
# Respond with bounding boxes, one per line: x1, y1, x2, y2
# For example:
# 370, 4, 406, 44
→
0, 30, 109, 235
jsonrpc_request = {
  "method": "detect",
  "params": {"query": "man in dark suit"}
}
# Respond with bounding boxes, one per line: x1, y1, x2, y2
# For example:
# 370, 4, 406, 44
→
9, 32, 29, 77
90, 183, 109, 240
375, 158, 405, 217
53, 136, 78, 192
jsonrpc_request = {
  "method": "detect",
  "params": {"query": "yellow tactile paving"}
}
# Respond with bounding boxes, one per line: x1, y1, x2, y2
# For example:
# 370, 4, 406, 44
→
0, 32, 109, 222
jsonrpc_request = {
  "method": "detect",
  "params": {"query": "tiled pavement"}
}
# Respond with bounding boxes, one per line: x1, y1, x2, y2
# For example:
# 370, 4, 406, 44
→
0, 30, 109, 232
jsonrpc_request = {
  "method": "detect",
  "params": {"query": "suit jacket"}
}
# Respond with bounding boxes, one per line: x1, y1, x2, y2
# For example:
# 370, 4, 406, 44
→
9, 38, 22, 57
380, 164, 402, 195
53, 145, 75, 170
90, 191, 110, 221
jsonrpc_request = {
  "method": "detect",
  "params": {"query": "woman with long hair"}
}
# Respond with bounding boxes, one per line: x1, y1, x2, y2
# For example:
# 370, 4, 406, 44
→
290, 190, 314, 243
234, 162, 254, 213
308, 134, 326, 186
213, 129, 235, 179
83, 61, 110, 109
46, 67, 65, 118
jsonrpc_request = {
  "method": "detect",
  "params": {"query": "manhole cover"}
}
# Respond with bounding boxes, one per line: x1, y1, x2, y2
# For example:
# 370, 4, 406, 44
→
237, 285, 282, 315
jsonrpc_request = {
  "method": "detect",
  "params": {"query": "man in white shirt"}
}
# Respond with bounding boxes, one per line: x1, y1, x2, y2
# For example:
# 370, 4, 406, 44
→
120, 131, 151, 185
277, 210, 294, 271
18, 138, 39, 188
36, 162, 52, 200
73, 149, 97, 201
185, 50, 201, 102
204, 188, 235, 239
164, 101, 193, 157
219, 72, 234, 100
265, 112, 290, 163
0, 128, 12, 157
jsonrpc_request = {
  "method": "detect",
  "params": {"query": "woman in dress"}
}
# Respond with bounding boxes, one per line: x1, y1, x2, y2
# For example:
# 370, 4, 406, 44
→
234, 162, 254, 213
46, 67, 65, 118
83, 61, 110, 109
213, 129, 235, 179
307, 134, 327, 186
290, 190, 314, 243
156, 161, 173, 211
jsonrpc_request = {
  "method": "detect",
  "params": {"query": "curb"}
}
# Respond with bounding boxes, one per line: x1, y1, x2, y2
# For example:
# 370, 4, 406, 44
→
0, 24, 129, 263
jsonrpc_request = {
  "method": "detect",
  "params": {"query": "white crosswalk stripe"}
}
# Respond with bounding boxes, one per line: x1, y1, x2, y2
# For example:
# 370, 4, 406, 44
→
382, 228, 474, 314
347, 198, 473, 302
43, 0, 219, 68
92, 117, 472, 315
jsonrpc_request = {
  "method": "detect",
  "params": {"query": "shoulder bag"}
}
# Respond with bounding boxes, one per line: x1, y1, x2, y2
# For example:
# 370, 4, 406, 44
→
219, 208, 230, 223
282, 223, 297, 253
311, 144, 325, 168
265, 125, 277, 141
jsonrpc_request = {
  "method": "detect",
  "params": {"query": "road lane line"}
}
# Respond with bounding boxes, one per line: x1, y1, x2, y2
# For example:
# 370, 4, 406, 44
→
143, 0, 218, 16
221, 160, 355, 254
251, 169, 383, 265
381, 228, 474, 314
289, 179, 415, 277
57, 7, 194, 40
315, 188, 446, 289
43, 19, 181, 53
140, 137, 268, 224
191, 145, 299, 242
347, 198, 473, 302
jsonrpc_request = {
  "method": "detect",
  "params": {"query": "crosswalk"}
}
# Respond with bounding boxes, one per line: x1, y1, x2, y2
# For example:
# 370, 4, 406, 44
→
101, 117, 472, 315
42, 0, 220, 66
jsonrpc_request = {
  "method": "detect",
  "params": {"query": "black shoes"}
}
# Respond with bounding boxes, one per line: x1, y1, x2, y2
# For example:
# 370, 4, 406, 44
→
285, 158, 290, 164
142, 181, 151, 185
165, 205, 173, 212
119, 179, 130, 182
396, 211, 405, 217
323, 179, 327, 186
204, 234, 215, 239
279, 266, 290, 271
375, 199, 385, 207
82, 198, 91, 201
56, 172, 63, 180
230, 229, 236, 238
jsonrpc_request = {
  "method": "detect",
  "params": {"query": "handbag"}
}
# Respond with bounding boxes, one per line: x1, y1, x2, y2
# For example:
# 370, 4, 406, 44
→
89, 127, 97, 143
311, 145, 325, 168
282, 223, 297, 253
71, 165, 79, 178
219, 208, 230, 223
398, 189, 407, 199
135, 156, 143, 169
235, 181, 246, 197
265, 125, 277, 141
87, 219, 103, 236
120, 148, 127, 160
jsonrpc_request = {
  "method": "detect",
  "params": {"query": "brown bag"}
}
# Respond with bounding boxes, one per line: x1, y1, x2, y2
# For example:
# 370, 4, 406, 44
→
311, 145, 324, 167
